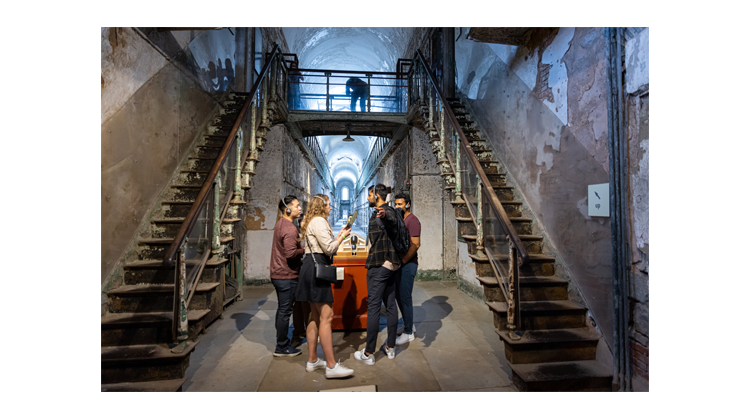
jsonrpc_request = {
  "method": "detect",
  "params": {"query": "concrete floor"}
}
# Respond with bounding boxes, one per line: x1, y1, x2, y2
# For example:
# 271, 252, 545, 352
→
183, 280, 518, 392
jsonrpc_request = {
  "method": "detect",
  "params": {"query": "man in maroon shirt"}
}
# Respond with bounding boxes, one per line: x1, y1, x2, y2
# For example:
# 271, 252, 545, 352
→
394, 193, 421, 345
270, 195, 304, 357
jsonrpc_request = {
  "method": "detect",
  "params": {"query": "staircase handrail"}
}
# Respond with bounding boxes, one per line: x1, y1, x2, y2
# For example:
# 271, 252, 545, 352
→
413, 50, 529, 265
163, 45, 280, 268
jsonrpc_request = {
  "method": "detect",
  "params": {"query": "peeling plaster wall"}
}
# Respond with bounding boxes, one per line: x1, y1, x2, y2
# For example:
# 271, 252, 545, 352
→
624, 27, 649, 391
626, 28, 649, 95
242, 125, 329, 283
455, 28, 615, 345
102, 28, 168, 125
101, 28, 225, 285
352, 128, 450, 278
402, 27, 433, 63
408, 128, 446, 273
262, 28, 290, 55
356, 128, 454, 279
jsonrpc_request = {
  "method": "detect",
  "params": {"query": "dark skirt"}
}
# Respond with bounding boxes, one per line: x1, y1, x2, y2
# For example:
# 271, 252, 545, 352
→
295, 253, 334, 303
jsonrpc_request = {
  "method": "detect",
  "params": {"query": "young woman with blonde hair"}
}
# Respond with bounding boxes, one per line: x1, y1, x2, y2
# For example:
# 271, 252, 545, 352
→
295, 194, 353, 378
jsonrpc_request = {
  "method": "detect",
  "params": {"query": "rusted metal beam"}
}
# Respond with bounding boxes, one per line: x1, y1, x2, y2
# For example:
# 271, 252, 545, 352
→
466, 27, 536, 46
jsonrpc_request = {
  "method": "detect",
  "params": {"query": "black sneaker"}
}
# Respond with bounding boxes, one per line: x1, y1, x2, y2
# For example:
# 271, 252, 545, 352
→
273, 346, 302, 357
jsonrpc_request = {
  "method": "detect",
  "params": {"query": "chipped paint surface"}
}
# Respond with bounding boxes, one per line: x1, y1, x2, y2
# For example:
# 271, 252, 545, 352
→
626, 28, 649, 94
541, 27, 574, 125
244, 230, 275, 281
245, 207, 268, 230
457, 241, 480, 287
633, 139, 649, 249
564, 28, 610, 173
455, 28, 614, 344
101, 28, 167, 125
242, 125, 331, 282
487, 44, 538, 91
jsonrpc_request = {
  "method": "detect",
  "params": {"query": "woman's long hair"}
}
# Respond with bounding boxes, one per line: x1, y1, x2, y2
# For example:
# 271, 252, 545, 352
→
300, 194, 330, 237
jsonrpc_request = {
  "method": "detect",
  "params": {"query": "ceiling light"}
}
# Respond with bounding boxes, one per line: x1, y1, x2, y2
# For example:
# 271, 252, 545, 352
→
342, 125, 355, 142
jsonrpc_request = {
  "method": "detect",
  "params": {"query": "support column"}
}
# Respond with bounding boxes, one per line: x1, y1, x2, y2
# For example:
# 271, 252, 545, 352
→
176, 242, 188, 342
209, 180, 223, 263
233, 128, 244, 201
475, 176, 485, 258
442, 27, 456, 98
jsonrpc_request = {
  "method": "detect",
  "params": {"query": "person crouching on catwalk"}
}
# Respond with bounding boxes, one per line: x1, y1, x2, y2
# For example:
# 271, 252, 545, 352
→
296, 194, 353, 378
269, 195, 305, 357
354, 184, 400, 365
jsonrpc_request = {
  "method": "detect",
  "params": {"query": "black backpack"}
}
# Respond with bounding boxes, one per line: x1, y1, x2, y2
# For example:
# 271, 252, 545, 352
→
381, 206, 411, 258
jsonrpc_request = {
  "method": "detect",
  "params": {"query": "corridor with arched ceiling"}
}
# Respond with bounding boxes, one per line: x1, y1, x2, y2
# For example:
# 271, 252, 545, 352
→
101, 26, 649, 393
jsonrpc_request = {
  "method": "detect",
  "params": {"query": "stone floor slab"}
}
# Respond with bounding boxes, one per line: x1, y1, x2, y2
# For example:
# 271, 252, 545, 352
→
185, 334, 273, 392
421, 347, 513, 391
183, 283, 517, 392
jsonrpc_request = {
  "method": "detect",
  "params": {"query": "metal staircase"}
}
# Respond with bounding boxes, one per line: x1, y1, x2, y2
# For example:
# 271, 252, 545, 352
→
409, 50, 612, 391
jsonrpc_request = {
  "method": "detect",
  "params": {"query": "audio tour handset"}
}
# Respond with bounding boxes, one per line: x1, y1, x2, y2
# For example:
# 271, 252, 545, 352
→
345, 210, 358, 229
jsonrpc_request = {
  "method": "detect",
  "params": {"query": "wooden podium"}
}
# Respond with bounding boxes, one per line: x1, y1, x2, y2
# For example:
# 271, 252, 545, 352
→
330, 234, 368, 331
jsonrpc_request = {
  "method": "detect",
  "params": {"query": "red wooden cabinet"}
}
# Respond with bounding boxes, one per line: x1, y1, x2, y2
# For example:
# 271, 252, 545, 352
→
331, 256, 368, 331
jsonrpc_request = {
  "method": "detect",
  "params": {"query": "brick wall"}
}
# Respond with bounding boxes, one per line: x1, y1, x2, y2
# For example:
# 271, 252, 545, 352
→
630, 338, 649, 382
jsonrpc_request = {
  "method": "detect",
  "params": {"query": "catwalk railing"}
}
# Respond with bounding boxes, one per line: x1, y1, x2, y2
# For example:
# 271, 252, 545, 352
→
410, 50, 529, 337
163, 45, 282, 343
286, 67, 409, 113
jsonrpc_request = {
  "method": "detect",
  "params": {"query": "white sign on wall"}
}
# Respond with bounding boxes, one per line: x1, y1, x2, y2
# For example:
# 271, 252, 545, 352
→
588, 183, 609, 217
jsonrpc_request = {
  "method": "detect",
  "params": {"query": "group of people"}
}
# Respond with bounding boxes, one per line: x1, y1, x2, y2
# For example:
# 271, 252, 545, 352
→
269, 184, 422, 379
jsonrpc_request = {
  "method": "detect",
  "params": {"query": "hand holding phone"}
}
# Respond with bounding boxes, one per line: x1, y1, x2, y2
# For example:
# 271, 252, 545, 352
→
338, 226, 352, 240
345, 210, 358, 229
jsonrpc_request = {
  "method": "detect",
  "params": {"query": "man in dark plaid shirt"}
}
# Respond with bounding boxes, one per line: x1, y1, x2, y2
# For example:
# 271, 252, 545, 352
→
354, 184, 401, 365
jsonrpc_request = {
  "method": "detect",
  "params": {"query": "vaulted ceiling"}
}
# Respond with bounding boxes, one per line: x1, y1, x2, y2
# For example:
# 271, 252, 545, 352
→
283, 28, 415, 195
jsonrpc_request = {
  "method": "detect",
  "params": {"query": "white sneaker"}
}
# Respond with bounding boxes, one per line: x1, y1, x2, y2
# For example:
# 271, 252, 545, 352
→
381, 343, 396, 359
354, 349, 375, 365
306, 358, 326, 372
325, 362, 354, 379
395, 333, 415, 346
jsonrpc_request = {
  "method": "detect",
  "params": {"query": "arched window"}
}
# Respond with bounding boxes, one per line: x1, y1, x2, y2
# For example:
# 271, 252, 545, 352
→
342, 187, 349, 201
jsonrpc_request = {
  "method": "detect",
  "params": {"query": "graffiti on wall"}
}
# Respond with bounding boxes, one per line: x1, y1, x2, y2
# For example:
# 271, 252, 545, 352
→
188, 28, 236, 93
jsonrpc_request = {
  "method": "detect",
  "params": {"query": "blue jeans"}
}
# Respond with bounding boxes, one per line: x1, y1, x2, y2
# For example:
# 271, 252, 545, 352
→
365, 266, 399, 353
350, 93, 366, 112
271, 278, 298, 350
396, 263, 417, 334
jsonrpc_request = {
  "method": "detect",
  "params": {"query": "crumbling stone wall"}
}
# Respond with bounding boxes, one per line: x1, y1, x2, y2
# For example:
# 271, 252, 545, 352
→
242, 125, 329, 283
101, 28, 225, 286
454, 27, 615, 346
357, 128, 453, 277
624, 28, 649, 392
102, 27, 277, 290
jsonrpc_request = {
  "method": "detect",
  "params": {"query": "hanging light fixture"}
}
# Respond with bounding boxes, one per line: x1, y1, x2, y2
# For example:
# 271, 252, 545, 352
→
342, 124, 355, 142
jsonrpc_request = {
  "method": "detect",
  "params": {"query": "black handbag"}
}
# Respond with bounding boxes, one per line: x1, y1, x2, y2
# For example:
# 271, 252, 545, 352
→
305, 233, 338, 284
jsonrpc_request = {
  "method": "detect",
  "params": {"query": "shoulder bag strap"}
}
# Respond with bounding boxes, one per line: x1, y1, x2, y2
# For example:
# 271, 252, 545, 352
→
304, 232, 320, 268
